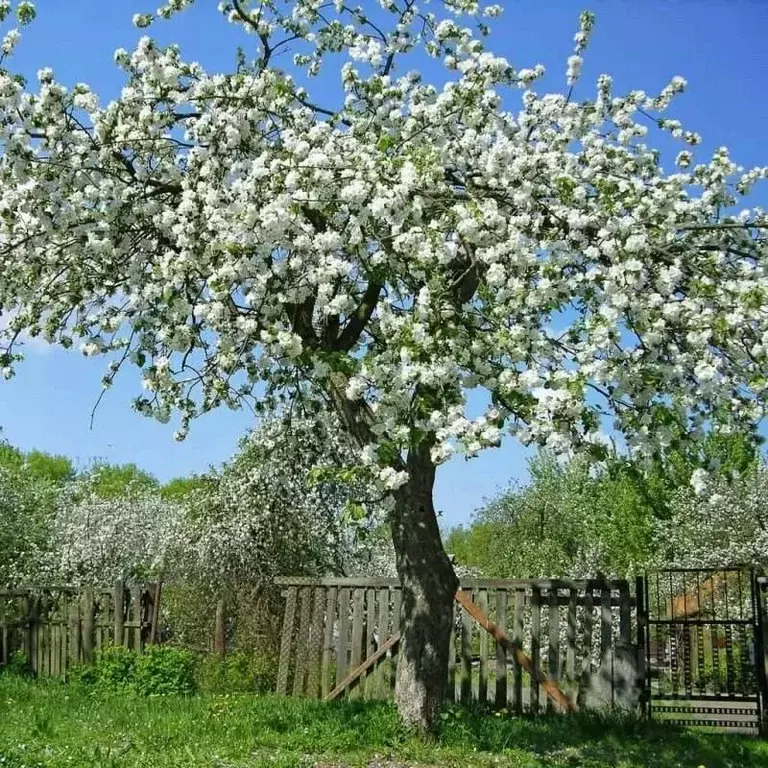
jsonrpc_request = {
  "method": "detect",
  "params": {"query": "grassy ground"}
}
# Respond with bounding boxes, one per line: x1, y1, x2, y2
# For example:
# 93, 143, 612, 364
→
0, 677, 766, 768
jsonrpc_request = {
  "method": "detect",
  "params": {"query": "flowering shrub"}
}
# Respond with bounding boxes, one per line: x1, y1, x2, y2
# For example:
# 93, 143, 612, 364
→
653, 464, 768, 569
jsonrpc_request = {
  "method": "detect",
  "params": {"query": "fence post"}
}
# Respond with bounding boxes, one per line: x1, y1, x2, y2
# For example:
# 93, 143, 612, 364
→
754, 575, 768, 736
113, 581, 125, 647
635, 576, 649, 718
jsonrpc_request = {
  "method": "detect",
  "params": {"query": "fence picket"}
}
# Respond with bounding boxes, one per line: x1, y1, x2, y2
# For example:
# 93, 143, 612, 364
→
548, 586, 560, 712
376, 587, 390, 698
495, 589, 508, 707
460, 589, 473, 703
276, 587, 297, 695
531, 586, 541, 714
365, 588, 376, 699
321, 587, 337, 699
336, 588, 350, 686
306, 587, 325, 699
293, 587, 312, 696
513, 589, 524, 714
477, 590, 488, 702
350, 589, 364, 700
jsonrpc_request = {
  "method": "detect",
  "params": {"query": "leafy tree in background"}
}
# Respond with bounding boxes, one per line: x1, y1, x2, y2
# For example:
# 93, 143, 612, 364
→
79, 461, 160, 499
3, 3, 768, 726
447, 433, 760, 578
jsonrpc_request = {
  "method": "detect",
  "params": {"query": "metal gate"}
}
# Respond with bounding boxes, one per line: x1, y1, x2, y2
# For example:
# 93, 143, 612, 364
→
644, 568, 766, 734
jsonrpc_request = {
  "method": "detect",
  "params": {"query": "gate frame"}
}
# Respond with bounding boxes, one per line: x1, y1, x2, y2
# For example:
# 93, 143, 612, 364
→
642, 566, 767, 735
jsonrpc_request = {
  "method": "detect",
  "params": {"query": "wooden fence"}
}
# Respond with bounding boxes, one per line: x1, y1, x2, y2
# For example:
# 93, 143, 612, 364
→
0, 583, 157, 678
275, 576, 643, 712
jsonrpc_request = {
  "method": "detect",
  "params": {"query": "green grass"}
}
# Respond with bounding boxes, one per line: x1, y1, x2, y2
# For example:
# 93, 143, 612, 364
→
0, 677, 766, 767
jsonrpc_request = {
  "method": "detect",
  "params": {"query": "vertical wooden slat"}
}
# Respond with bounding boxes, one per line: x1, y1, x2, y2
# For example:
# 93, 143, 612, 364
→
600, 583, 613, 703
566, 588, 577, 698
130, 586, 142, 652
449, 608, 457, 703
68, 597, 80, 668
321, 587, 337, 699
277, 587, 297, 695
336, 588, 350, 686
635, 576, 647, 714
349, 589, 365, 700
293, 587, 312, 696
530, 586, 541, 714
579, 588, 594, 708
495, 589, 508, 707
390, 588, 402, 693
58, 593, 67, 678
376, 587, 390, 698
548, 586, 560, 712
460, 589, 473, 703
114, 581, 125, 648
22, 593, 33, 669
306, 587, 325, 699
364, 588, 377, 699
478, 589, 488, 702
513, 589, 524, 714
82, 590, 94, 664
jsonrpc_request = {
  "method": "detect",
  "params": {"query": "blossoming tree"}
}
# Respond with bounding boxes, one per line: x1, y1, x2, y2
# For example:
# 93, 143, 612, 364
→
2, 1, 768, 726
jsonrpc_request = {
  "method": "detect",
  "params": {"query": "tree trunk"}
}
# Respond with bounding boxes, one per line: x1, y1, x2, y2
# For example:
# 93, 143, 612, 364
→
391, 447, 458, 731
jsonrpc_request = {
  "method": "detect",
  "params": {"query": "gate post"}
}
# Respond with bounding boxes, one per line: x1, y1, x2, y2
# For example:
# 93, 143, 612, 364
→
636, 576, 649, 719
755, 575, 768, 736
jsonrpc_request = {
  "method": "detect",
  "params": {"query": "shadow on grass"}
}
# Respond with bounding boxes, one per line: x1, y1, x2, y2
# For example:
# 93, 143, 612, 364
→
433, 702, 768, 767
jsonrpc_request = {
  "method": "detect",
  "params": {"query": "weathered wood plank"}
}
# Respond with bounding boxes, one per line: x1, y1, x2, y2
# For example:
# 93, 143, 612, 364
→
376, 588, 390, 698
336, 588, 351, 686
68, 597, 80, 668
600, 585, 613, 672
276, 587, 298, 695
321, 587, 336, 699
531, 586, 541, 714
325, 632, 401, 702
478, 589, 488, 702
513, 589, 524, 714
306, 586, 325, 699
131, 586, 142, 651
579, 588, 594, 708
460, 589, 473, 702
566, 588, 577, 694
390, 588, 402, 692
293, 587, 312, 696
364, 588, 377, 699
548, 587, 560, 713
349, 589, 365, 700
495, 589, 508, 708
114, 581, 125, 648
82, 590, 94, 664
454, 590, 575, 713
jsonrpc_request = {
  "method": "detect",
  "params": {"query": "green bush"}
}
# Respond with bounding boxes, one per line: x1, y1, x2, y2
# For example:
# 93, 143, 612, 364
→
197, 649, 277, 694
76, 645, 196, 696
134, 646, 197, 696
1, 650, 31, 677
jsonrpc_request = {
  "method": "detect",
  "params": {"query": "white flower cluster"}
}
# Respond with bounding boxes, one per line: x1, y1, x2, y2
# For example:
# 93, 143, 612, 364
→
0, 1, 34, 58
0, 2, 767, 500
653, 464, 768, 569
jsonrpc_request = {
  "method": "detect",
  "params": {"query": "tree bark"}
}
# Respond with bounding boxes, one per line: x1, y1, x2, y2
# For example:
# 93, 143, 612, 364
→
390, 446, 458, 731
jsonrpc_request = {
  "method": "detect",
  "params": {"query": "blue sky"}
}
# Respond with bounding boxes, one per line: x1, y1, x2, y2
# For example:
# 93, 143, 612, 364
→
1, 1, 767, 529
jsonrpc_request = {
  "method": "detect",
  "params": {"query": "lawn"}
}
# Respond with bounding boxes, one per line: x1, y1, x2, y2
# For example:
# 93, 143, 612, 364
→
0, 677, 766, 768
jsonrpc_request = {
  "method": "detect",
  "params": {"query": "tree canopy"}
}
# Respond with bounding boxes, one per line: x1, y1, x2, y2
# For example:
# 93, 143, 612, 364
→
3, 0, 768, 728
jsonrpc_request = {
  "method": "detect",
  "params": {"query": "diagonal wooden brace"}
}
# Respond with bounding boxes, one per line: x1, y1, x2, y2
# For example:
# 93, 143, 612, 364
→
454, 589, 576, 712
